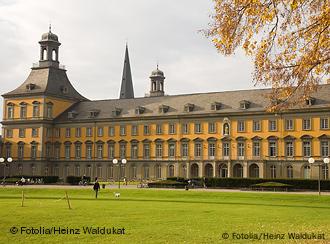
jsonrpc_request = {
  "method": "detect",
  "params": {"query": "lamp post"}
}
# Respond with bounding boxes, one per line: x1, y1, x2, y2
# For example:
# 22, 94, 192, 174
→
308, 157, 329, 195
0, 157, 13, 185
112, 158, 127, 189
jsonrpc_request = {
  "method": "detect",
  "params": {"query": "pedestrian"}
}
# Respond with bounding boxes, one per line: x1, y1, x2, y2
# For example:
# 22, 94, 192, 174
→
93, 179, 100, 199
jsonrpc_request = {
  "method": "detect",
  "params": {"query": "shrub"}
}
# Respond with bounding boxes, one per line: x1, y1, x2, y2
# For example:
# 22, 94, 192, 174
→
66, 176, 91, 185
148, 180, 187, 189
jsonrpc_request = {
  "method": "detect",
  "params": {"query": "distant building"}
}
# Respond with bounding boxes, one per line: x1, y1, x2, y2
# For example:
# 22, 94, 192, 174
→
1, 29, 329, 181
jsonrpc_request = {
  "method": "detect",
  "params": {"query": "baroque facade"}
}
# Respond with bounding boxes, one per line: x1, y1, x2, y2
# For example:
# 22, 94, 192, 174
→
1, 29, 330, 181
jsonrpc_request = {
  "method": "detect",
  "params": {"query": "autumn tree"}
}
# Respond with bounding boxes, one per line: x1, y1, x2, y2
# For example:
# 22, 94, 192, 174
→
206, 0, 329, 110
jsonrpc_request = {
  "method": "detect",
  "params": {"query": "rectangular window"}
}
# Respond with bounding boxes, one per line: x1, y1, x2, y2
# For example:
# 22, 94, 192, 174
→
120, 125, 126, 136
209, 143, 215, 157
86, 144, 93, 159
286, 141, 294, 157
303, 141, 311, 157
20, 106, 27, 119
253, 141, 260, 157
253, 120, 261, 132
208, 122, 216, 133
32, 105, 40, 117
131, 144, 138, 159
7, 106, 14, 119
120, 144, 126, 158
18, 145, 24, 160
169, 123, 176, 134
156, 124, 163, 135
320, 118, 329, 130
143, 144, 150, 159
75, 144, 81, 159
195, 142, 202, 157
109, 126, 115, 136
302, 118, 311, 130
46, 103, 53, 118
182, 123, 189, 134
54, 128, 60, 138
269, 120, 277, 131
97, 127, 103, 137
321, 141, 329, 157
195, 123, 202, 133
169, 143, 176, 158
31, 128, 38, 138
46, 128, 52, 138
238, 142, 245, 157
182, 143, 188, 157
75, 128, 81, 137
156, 144, 163, 158
108, 144, 115, 159
65, 145, 71, 159
65, 128, 71, 138
19, 128, 26, 138
131, 125, 138, 136
237, 121, 245, 132
269, 141, 277, 157
223, 142, 230, 157
55, 145, 60, 159
6, 129, 13, 138
285, 119, 294, 131
143, 125, 150, 135
86, 127, 92, 137
31, 145, 37, 159
97, 144, 103, 159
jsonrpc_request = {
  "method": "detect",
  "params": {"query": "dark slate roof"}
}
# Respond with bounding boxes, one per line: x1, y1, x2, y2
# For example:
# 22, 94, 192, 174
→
119, 45, 134, 99
55, 84, 330, 122
2, 67, 88, 101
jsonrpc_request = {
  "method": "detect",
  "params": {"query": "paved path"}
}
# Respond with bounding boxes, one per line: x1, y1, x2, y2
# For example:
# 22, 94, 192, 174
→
2, 184, 330, 195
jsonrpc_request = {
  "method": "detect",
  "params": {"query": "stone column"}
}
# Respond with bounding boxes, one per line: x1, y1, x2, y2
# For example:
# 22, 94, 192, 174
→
186, 161, 190, 178
243, 161, 248, 178
227, 161, 232, 177
198, 162, 204, 177
212, 162, 216, 177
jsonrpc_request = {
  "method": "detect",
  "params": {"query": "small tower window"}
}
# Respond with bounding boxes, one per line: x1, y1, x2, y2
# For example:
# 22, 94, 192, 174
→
42, 48, 47, 60
152, 82, 156, 91
52, 49, 57, 61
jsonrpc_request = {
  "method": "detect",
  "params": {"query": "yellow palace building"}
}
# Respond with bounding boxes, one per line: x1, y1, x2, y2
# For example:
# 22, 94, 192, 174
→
1, 29, 329, 181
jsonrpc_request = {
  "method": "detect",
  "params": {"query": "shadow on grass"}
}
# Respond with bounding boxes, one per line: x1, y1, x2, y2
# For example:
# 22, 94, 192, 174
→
0, 195, 329, 210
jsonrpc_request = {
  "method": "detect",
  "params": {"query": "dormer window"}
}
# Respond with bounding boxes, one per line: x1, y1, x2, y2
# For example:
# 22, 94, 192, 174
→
211, 102, 221, 111
159, 104, 169, 113
112, 108, 122, 116
60, 86, 69, 94
26, 83, 36, 91
305, 97, 315, 106
184, 103, 195, 112
135, 106, 145, 115
68, 110, 78, 119
239, 100, 250, 110
89, 109, 100, 118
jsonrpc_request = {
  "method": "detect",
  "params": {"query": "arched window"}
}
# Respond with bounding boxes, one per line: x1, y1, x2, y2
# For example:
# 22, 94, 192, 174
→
219, 164, 228, 178
303, 165, 311, 179
191, 163, 199, 178
143, 165, 149, 179
205, 164, 213, 177
270, 165, 276, 178
107, 165, 113, 179
155, 165, 162, 179
169, 165, 174, 177
152, 82, 156, 91
287, 165, 293, 178
249, 164, 259, 178
233, 164, 243, 178
131, 165, 137, 179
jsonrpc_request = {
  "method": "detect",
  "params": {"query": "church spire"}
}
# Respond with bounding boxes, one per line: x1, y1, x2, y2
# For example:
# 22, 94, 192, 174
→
119, 44, 134, 99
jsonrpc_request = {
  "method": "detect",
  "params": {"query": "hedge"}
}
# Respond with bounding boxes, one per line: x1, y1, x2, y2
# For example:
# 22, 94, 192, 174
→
10, 176, 59, 184
66, 176, 91, 185
148, 180, 187, 189
205, 178, 330, 190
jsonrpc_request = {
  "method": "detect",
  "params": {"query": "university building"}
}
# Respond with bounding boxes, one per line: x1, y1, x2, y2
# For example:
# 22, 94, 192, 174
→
1, 29, 329, 181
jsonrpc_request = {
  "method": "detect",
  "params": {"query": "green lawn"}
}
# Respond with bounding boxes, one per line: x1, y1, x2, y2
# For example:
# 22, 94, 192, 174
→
0, 188, 329, 243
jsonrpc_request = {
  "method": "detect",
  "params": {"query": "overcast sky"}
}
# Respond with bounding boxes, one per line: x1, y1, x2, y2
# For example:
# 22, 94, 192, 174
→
0, 0, 258, 122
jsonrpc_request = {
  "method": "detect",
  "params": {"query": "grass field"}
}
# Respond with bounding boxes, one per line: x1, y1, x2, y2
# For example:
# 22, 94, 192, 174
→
0, 187, 329, 243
